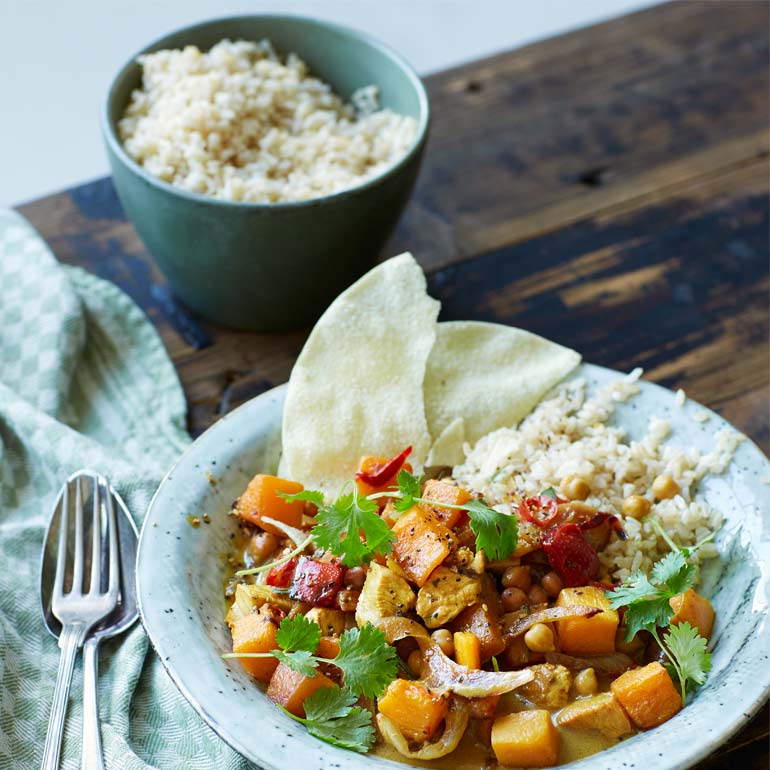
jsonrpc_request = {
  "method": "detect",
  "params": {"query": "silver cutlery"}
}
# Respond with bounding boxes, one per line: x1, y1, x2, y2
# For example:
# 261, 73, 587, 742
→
38, 471, 132, 770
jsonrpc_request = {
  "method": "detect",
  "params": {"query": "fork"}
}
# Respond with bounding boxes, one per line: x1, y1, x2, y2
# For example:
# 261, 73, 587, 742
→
41, 473, 120, 770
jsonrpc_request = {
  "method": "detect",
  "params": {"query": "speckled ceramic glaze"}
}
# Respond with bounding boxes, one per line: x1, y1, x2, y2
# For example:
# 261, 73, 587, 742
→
136, 364, 770, 770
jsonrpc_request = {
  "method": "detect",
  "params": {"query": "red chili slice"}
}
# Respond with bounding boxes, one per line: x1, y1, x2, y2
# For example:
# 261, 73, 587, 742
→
541, 523, 601, 587
289, 556, 344, 607
265, 558, 297, 588
355, 446, 412, 487
518, 496, 561, 528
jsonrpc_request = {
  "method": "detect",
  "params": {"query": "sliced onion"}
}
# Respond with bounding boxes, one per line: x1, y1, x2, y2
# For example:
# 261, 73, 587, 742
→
375, 616, 432, 645
545, 651, 635, 677
421, 645, 534, 698
259, 516, 310, 548
503, 606, 600, 639
376, 700, 469, 760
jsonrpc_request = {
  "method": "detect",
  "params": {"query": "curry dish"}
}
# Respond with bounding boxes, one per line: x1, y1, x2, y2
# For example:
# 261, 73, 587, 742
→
223, 447, 716, 768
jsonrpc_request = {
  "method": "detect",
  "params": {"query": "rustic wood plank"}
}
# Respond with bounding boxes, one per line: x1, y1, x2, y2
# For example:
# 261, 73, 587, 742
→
14, 1, 770, 764
387, 0, 769, 268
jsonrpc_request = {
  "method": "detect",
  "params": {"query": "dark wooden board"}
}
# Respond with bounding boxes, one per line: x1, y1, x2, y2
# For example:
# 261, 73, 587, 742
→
16, 1, 769, 765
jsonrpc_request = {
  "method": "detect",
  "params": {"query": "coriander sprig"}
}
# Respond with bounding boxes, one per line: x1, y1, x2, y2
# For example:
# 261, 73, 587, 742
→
376, 469, 518, 561
606, 535, 715, 704
223, 615, 397, 699
283, 685, 376, 753
223, 615, 396, 753
663, 621, 712, 703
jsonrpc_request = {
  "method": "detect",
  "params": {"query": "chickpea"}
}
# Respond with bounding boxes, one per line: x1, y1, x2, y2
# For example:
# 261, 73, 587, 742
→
247, 531, 279, 563
524, 623, 555, 653
335, 589, 360, 613
431, 628, 455, 657
407, 649, 423, 677
527, 585, 549, 606
574, 668, 598, 696
541, 571, 563, 598
501, 587, 528, 612
502, 565, 531, 591
344, 566, 367, 589
622, 494, 652, 520
562, 474, 591, 501
652, 474, 680, 500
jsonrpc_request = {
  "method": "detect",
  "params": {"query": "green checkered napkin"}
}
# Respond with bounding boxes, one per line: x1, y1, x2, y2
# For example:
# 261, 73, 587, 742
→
0, 209, 254, 769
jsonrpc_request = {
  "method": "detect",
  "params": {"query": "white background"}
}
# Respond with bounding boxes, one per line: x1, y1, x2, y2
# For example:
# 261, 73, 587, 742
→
1, 0, 659, 206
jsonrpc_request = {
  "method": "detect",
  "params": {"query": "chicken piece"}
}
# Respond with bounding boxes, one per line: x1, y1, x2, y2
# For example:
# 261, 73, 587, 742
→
556, 692, 633, 739
225, 583, 292, 627
305, 607, 346, 636
355, 562, 416, 627
517, 664, 573, 709
416, 567, 483, 628
514, 520, 543, 557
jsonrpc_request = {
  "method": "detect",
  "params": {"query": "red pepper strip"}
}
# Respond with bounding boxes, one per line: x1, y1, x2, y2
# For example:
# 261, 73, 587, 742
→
289, 556, 344, 607
518, 496, 560, 528
265, 558, 297, 588
541, 523, 601, 587
355, 445, 412, 487
577, 512, 627, 540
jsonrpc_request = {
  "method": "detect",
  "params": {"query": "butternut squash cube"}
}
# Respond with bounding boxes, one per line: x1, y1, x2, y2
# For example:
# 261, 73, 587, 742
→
377, 679, 449, 742
556, 586, 618, 655
420, 479, 471, 528
454, 631, 481, 669
230, 604, 282, 682
392, 506, 454, 586
234, 474, 305, 536
556, 692, 633, 739
670, 588, 715, 640
611, 662, 682, 729
452, 601, 506, 661
491, 710, 560, 768
266, 663, 335, 717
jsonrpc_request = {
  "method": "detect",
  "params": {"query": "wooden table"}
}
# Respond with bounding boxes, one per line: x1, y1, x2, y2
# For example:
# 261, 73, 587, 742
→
17, 1, 769, 766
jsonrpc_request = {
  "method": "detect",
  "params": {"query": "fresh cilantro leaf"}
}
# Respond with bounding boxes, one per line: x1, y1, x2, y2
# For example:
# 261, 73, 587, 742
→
333, 624, 398, 699
606, 548, 697, 641
312, 491, 394, 566
285, 685, 376, 753
664, 621, 712, 701
540, 486, 558, 500
651, 551, 695, 595
396, 468, 421, 498
607, 570, 658, 609
275, 614, 321, 653
465, 499, 518, 561
393, 468, 422, 512
623, 596, 675, 641
272, 649, 318, 678
280, 489, 326, 507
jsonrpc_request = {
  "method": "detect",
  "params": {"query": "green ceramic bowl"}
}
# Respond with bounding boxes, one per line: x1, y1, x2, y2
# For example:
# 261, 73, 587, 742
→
101, 15, 429, 331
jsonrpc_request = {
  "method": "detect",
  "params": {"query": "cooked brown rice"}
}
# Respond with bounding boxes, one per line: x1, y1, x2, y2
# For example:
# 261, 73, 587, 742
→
118, 39, 418, 203
452, 370, 743, 582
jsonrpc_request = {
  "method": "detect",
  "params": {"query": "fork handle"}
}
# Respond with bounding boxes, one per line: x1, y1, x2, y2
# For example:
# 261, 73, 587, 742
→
81, 637, 104, 770
41, 623, 85, 770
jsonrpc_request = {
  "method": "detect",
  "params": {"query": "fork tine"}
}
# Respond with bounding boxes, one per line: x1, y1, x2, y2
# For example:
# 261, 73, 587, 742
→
105, 480, 120, 598
52, 482, 69, 598
89, 475, 102, 595
71, 476, 85, 594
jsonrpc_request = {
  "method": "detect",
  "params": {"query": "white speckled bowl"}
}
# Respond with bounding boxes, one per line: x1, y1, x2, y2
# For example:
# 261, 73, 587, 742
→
136, 365, 770, 770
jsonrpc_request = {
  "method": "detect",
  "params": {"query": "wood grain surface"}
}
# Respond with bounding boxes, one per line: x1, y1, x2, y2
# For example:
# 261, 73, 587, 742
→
16, 1, 769, 765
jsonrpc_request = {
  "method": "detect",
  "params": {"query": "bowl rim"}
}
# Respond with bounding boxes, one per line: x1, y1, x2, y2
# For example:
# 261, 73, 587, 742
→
136, 369, 770, 770
100, 13, 430, 211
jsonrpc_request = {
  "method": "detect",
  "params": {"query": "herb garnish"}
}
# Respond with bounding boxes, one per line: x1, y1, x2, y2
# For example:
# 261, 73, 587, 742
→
606, 528, 715, 703
283, 469, 518, 564
223, 615, 397, 752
